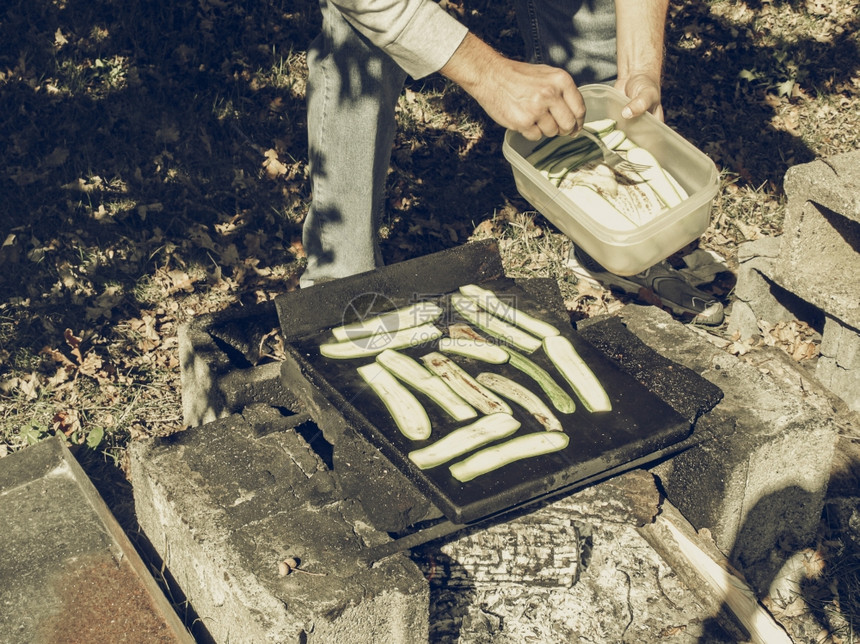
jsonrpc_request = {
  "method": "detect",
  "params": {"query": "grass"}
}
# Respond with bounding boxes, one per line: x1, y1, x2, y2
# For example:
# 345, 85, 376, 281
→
1, 0, 859, 637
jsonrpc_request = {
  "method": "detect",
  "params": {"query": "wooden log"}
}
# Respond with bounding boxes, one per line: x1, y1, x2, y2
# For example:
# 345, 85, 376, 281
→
413, 469, 662, 589
543, 467, 661, 527
423, 510, 580, 588
638, 501, 793, 644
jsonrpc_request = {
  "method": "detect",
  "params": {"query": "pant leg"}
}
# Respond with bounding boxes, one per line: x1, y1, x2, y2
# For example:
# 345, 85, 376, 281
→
512, 0, 617, 84
301, 0, 408, 287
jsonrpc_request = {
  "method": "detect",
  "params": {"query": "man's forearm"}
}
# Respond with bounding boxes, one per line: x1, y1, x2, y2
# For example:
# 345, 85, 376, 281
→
615, 0, 669, 81
438, 32, 501, 94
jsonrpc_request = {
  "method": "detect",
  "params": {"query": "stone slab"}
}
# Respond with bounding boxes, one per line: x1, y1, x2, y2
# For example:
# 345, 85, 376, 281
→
726, 237, 859, 411
129, 407, 429, 644
776, 151, 860, 329
817, 313, 860, 412
0, 435, 194, 644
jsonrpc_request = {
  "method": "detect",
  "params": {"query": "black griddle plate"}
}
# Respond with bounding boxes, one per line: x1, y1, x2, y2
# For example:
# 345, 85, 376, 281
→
286, 276, 691, 525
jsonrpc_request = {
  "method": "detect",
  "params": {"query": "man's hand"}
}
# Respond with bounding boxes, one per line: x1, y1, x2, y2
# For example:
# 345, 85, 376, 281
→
440, 33, 586, 141
615, 73, 664, 122
615, 0, 669, 122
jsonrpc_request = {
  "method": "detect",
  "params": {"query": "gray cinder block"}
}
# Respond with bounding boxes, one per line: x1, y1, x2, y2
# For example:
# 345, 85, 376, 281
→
130, 412, 429, 644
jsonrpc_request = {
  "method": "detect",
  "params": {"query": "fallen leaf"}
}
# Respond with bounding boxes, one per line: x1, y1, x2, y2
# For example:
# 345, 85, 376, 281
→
52, 409, 81, 436
54, 28, 68, 47
64, 329, 85, 363
262, 149, 288, 179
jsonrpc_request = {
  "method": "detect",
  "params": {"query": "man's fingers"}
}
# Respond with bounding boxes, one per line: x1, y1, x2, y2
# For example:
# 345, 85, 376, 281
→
551, 88, 585, 135
547, 107, 574, 136
621, 96, 648, 119
520, 123, 543, 141
536, 112, 561, 138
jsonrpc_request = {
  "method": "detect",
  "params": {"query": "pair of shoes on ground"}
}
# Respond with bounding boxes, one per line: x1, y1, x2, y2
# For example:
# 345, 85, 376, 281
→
567, 247, 725, 326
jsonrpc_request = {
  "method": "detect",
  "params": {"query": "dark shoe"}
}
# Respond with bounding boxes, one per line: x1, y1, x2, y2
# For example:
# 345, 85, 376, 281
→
567, 247, 725, 326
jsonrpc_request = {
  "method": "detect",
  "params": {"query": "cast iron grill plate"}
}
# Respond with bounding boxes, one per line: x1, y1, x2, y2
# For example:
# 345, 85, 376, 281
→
284, 276, 691, 524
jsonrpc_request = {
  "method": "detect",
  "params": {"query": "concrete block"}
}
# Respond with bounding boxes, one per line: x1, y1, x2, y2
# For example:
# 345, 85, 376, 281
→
129, 411, 429, 644
179, 302, 293, 427
618, 305, 841, 595
726, 236, 796, 340
817, 314, 860, 411
776, 151, 860, 329
0, 436, 194, 643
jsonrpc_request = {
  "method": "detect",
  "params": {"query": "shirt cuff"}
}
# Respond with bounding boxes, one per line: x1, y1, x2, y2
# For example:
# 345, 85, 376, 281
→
386, 3, 468, 78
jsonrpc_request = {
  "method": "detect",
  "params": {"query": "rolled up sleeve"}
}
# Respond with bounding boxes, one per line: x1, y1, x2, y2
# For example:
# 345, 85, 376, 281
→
332, 0, 469, 78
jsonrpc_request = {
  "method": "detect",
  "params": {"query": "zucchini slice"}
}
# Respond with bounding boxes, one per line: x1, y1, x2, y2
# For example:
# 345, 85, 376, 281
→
438, 336, 510, 364
421, 352, 513, 416
319, 323, 442, 359
458, 284, 560, 339
449, 431, 570, 482
408, 413, 521, 470
358, 362, 431, 441
331, 301, 444, 342
625, 147, 684, 208
451, 293, 542, 353
376, 349, 477, 422
561, 184, 638, 231
543, 335, 612, 413
475, 372, 563, 432
504, 348, 576, 414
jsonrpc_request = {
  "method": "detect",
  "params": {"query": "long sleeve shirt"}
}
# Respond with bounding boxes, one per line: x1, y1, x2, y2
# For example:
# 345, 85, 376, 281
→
329, 0, 469, 78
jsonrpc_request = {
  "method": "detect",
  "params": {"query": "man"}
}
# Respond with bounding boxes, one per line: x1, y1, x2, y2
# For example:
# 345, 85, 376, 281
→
300, 0, 724, 325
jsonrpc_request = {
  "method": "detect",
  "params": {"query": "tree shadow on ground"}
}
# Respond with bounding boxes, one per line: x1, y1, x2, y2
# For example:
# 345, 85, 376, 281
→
0, 0, 316, 358
694, 480, 860, 641
2, 0, 857, 359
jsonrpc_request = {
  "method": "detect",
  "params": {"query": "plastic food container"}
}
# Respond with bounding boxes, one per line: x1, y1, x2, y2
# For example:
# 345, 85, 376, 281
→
503, 84, 720, 276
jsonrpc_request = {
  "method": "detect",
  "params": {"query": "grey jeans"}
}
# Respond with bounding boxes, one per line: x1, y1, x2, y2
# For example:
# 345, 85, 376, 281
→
300, 0, 617, 287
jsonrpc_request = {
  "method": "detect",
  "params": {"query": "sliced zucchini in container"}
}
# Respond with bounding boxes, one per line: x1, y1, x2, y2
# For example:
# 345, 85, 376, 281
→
625, 147, 685, 208
595, 170, 666, 227
543, 335, 612, 413
320, 322, 442, 359
561, 184, 638, 231
377, 349, 477, 422
458, 284, 560, 339
545, 148, 602, 184
527, 119, 617, 168
595, 128, 627, 149
449, 431, 570, 482
584, 118, 618, 135
331, 301, 444, 342
504, 347, 576, 414
357, 362, 431, 441
475, 372, 563, 432
451, 293, 542, 353
420, 352, 513, 416
408, 413, 521, 470
438, 336, 510, 364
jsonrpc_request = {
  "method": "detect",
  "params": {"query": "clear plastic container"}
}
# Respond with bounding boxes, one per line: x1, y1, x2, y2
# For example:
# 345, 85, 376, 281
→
503, 84, 720, 276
